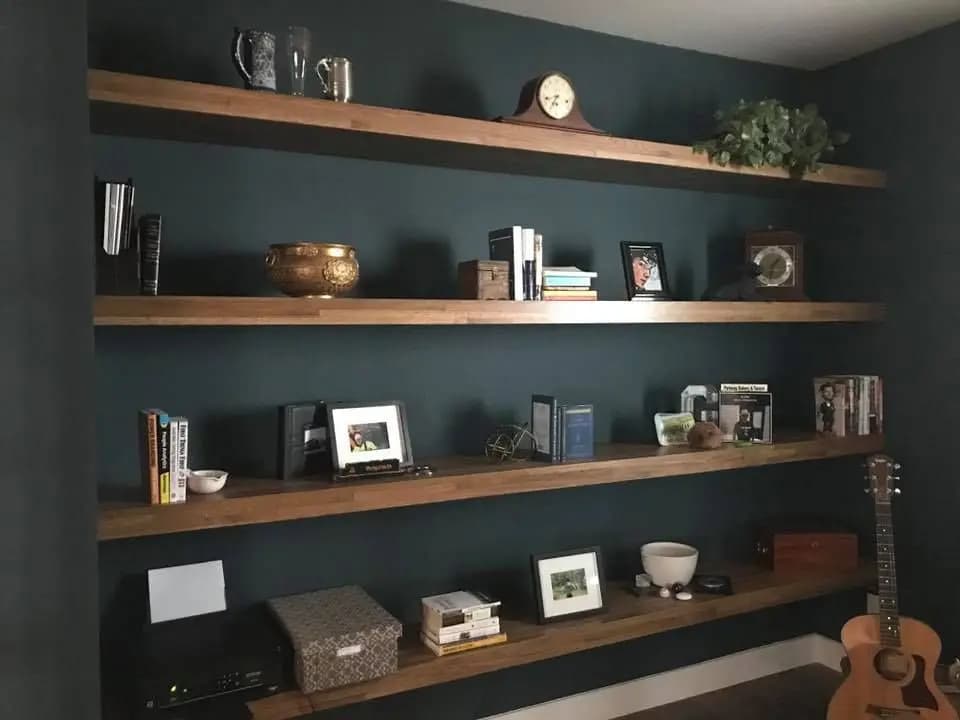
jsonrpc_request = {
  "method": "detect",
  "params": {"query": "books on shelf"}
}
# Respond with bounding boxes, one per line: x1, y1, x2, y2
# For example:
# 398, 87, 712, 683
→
138, 408, 189, 505
170, 417, 189, 504
420, 631, 507, 656
488, 230, 597, 301
421, 590, 504, 656
488, 227, 524, 300
814, 375, 883, 437
543, 266, 598, 301
542, 290, 598, 301
531, 395, 595, 462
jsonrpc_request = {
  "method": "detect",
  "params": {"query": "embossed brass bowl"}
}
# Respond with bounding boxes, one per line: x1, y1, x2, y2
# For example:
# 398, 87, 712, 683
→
265, 243, 359, 298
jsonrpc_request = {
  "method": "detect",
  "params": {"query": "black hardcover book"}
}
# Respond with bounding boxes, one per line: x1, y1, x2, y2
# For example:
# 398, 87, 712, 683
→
139, 214, 162, 296
278, 401, 330, 480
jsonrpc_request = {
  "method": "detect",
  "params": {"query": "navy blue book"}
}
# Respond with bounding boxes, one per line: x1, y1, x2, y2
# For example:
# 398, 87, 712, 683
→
561, 404, 594, 460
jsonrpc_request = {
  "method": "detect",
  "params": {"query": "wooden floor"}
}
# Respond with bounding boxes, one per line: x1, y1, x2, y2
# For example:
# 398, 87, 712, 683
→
618, 665, 842, 720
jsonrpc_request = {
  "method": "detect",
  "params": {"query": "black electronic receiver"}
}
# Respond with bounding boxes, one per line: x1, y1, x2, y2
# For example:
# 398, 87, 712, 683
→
135, 607, 285, 716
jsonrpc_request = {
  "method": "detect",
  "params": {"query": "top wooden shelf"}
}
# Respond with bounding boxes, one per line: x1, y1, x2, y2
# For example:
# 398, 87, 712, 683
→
88, 71, 886, 191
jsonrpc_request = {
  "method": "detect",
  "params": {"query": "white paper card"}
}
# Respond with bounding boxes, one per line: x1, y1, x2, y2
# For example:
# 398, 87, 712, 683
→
148, 560, 226, 624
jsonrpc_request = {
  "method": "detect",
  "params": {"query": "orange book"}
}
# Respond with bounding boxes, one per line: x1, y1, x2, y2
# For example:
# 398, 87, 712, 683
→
138, 410, 159, 504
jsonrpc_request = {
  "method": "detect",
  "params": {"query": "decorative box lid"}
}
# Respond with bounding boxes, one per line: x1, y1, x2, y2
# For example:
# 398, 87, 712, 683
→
462, 259, 510, 273
269, 585, 401, 650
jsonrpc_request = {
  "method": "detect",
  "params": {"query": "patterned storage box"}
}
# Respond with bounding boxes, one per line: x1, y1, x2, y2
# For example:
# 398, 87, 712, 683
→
269, 585, 402, 693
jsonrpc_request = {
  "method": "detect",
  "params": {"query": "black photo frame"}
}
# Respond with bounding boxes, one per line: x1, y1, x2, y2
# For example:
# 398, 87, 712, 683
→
531, 546, 607, 623
326, 401, 414, 479
620, 242, 671, 300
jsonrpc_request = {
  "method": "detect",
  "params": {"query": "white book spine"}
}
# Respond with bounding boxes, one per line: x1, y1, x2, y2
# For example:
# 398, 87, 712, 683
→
170, 417, 189, 503
421, 614, 500, 634
488, 227, 524, 300
169, 419, 180, 504
427, 623, 501, 645
512, 227, 523, 300
534, 233, 543, 300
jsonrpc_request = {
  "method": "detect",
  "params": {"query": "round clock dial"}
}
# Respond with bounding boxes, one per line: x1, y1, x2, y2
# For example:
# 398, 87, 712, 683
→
537, 74, 575, 120
753, 246, 795, 287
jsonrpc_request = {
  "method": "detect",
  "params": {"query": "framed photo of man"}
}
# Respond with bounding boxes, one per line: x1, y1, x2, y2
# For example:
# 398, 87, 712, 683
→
326, 401, 414, 476
620, 242, 670, 300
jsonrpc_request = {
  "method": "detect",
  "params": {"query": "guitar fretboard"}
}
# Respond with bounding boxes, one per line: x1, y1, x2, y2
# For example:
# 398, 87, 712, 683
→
875, 501, 901, 648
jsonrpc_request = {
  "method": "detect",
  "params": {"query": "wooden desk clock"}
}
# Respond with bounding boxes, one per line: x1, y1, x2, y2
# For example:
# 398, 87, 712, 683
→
746, 229, 808, 300
499, 72, 606, 135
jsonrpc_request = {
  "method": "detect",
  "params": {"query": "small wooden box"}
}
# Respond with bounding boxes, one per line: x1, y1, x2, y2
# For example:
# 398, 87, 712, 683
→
458, 260, 510, 300
269, 585, 402, 693
757, 530, 858, 574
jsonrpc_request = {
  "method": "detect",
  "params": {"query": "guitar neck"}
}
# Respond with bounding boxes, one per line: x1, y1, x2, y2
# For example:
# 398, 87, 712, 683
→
875, 497, 901, 648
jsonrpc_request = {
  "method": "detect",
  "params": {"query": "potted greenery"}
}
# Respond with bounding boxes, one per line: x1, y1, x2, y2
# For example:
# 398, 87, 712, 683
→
694, 99, 850, 178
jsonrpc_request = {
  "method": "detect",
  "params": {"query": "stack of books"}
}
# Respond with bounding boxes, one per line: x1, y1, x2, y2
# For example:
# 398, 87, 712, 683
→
813, 375, 883, 437
138, 409, 189, 504
489, 226, 542, 300
531, 395, 595, 462
542, 266, 598, 301
420, 590, 506, 657
488, 227, 599, 301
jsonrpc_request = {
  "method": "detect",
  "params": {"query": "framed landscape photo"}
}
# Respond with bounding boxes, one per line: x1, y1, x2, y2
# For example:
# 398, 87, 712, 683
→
620, 242, 670, 300
326, 401, 414, 475
532, 547, 606, 623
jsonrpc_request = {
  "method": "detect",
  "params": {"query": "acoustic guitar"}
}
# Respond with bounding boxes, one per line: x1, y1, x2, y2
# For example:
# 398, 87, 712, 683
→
827, 454, 957, 719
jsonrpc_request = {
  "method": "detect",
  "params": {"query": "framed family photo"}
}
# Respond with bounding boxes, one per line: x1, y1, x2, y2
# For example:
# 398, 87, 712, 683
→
620, 242, 670, 300
326, 401, 414, 476
532, 547, 606, 623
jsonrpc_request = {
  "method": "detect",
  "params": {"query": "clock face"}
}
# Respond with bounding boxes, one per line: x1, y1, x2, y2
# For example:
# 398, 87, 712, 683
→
753, 245, 795, 287
537, 74, 575, 120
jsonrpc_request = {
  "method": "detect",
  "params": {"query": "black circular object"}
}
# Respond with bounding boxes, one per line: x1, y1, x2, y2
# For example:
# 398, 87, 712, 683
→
670, 582, 685, 594
698, 575, 725, 589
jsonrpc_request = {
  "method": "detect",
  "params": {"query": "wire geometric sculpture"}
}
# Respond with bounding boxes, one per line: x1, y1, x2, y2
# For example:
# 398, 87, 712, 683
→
484, 423, 538, 462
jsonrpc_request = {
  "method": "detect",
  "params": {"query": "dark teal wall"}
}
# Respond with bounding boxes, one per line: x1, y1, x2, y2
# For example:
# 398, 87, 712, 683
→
817, 21, 960, 655
3, 1, 99, 719
92, 1, 875, 716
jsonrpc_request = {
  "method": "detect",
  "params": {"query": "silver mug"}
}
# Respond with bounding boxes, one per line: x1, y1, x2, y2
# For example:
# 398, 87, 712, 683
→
315, 57, 352, 102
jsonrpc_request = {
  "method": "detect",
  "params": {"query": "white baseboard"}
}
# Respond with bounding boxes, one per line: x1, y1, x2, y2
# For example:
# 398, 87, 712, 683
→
810, 633, 846, 672
482, 633, 838, 720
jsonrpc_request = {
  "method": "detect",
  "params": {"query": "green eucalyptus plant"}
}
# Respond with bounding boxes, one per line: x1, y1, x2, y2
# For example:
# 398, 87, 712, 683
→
694, 99, 850, 178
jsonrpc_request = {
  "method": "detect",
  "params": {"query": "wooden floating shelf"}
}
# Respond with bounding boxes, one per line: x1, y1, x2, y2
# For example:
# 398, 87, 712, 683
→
99, 432, 883, 541
88, 70, 886, 190
94, 297, 885, 327
247, 563, 874, 719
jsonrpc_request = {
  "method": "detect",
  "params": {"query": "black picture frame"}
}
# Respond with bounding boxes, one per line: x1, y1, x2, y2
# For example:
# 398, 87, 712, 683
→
620, 242, 671, 300
326, 401, 414, 476
531, 546, 607, 623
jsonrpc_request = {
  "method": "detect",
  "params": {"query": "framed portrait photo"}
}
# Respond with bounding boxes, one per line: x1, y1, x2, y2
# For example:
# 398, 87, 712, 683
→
326, 401, 414, 475
620, 242, 670, 300
532, 547, 606, 623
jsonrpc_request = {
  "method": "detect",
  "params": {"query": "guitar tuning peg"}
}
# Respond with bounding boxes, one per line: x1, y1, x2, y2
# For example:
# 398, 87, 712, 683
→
893, 488, 902, 495
863, 488, 872, 495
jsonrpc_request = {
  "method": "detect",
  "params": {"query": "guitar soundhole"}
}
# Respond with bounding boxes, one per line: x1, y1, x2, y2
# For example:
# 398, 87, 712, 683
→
874, 648, 911, 682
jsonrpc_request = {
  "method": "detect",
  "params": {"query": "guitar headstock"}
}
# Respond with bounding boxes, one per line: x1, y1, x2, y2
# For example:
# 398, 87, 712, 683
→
865, 453, 902, 502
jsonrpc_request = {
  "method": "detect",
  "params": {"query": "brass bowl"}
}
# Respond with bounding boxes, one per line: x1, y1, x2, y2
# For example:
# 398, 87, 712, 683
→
265, 243, 359, 298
